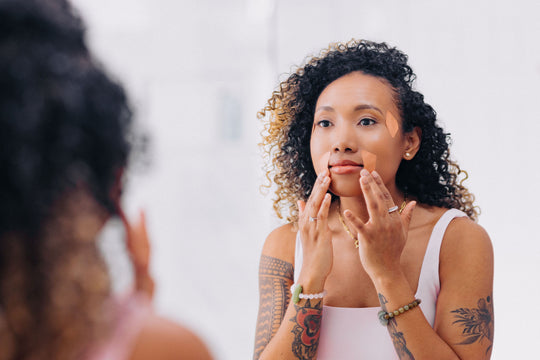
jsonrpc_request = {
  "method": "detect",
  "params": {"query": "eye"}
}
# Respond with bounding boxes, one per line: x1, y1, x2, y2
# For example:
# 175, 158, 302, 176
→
316, 120, 332, 128
359, 118, 376, 126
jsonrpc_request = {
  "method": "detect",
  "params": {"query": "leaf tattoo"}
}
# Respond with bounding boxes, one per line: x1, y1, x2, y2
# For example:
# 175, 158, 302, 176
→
378, 293, 415, 360
451, 294, 494, 355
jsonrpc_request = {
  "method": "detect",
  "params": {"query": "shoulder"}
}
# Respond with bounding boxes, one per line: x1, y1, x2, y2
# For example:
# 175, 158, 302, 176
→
443, 214, 492, 255
440, 212, 493, 281
432, 212, 494, 358
260, 223, 297, 265
129, 314, 213, 360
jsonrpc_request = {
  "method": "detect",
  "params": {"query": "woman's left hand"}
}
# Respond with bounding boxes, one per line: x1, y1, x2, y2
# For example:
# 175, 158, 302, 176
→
343, 169, 416, 280
117, 206, 155, 300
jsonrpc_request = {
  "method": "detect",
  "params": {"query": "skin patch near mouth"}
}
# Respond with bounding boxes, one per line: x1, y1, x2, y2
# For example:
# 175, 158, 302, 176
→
321, 152, 331, 173
386, 110, 399, 138
361, 150, 377, 172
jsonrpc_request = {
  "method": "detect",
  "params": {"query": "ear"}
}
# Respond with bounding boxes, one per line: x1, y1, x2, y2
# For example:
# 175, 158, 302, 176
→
403, 127, 421, 160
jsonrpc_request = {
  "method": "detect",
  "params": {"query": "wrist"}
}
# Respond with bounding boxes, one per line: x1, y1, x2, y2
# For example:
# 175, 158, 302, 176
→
296, 271, 327, 293
371, 268, 406, 290
133, 264, 150, 275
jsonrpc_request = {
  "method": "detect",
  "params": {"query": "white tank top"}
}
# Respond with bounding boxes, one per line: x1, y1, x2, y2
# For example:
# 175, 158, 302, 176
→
293, 208, 466, 359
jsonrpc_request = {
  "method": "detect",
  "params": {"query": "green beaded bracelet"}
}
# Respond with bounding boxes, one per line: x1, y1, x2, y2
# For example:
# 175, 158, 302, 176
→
378, 298, 421, 326
292, 284, 303, 304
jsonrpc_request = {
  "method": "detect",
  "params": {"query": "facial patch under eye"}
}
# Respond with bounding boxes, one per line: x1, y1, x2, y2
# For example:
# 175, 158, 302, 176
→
361, 150, 377, 172
386, 111, 399, 138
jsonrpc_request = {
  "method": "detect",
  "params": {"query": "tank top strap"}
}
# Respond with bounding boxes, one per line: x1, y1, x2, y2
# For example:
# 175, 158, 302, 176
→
294, 231, 302, 283
415, 208, 468, 315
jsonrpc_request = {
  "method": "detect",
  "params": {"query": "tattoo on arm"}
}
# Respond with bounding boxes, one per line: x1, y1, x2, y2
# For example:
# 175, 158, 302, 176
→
253, 255, 294, 359
451, 294, 494, 355
378, 293, 415, 360
290, 299, 322, 359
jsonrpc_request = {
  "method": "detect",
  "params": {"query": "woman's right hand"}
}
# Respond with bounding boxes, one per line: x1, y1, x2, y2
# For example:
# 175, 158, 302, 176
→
296, 169, 333, 292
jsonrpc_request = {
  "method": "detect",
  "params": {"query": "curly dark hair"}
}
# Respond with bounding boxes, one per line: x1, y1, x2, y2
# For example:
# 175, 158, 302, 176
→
260, 39, 477, 223
0, 0, 136, 358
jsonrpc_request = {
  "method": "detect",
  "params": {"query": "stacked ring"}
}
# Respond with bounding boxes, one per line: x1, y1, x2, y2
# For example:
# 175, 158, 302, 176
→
388, 205, 399, 213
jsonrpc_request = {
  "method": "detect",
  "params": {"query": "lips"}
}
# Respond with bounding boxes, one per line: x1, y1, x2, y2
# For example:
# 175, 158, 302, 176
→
329, 159, 363, 175
329, 160, 361, 167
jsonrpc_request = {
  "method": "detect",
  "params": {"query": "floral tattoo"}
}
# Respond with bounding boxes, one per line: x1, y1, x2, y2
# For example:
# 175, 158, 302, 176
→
451, 294, 494, 355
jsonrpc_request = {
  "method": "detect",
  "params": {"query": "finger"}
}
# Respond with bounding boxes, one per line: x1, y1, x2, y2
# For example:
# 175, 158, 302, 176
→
371, 171, 395, 212
371, 171, 400, 219
400, 201, 417, 234
297, 200, 306, 215
136, 210, 150, 250
130, 209, 151, 271
359, 169, 385, 218
138, 210, 148, 241
316, 193, 332, 230
297, 200, 307, 224
306, 171, 331, 217
344, 209, 366, 237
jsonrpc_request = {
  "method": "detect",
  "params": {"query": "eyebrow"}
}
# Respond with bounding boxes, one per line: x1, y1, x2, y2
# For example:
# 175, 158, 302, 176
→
315, 104, 383, 115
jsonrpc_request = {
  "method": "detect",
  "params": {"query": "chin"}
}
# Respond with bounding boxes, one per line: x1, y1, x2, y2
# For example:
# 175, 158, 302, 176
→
329, 183, 363, 198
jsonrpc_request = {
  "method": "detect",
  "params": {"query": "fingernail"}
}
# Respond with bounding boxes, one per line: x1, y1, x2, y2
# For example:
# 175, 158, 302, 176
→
372, 171, 379, 179
323, 176, 330, 184
360, 169, 370, 177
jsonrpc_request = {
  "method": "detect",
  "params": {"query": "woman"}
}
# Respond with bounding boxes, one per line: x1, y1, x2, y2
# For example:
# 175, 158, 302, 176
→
0, 0, 212, 359
254, 40, 493, 359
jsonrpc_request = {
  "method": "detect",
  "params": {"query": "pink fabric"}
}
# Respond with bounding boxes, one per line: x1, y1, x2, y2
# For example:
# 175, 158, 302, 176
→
85, 292, 152, 360
294, 208, 466, 359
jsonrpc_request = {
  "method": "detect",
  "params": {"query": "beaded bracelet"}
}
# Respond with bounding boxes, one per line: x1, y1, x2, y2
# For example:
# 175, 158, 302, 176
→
290, 284, 327, 304
378, 298, 421, 326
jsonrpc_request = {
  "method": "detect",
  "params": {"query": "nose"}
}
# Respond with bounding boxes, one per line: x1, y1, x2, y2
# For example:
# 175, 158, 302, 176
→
332, 124, 357, 153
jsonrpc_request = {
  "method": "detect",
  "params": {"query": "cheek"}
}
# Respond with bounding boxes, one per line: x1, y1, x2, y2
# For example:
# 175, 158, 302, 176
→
361, 150, 377, 172
317, 152, 331, 174
310, 139, 330, 175
361, 132, 403, 175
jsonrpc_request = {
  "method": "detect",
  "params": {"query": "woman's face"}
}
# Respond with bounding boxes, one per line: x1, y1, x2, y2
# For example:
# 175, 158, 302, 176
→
310, 71, 418, 197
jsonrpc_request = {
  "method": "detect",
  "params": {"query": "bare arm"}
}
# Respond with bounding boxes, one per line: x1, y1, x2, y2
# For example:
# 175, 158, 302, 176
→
347, 170, 494, 359
254, 255, 325, 359
253, 254, 294, 358
371, 218, 493, 359
253, 251, 325, 360
254, 171, 333, 359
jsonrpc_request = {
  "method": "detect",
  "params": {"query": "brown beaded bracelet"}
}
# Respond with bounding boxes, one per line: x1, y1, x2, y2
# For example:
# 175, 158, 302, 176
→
378, 299, 421, 326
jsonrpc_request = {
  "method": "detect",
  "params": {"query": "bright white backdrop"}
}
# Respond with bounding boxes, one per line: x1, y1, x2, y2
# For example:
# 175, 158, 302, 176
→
74, 0, 540, 358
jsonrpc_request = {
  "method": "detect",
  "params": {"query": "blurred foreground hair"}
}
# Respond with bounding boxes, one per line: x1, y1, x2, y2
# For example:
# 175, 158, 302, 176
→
0, 0, 135, 358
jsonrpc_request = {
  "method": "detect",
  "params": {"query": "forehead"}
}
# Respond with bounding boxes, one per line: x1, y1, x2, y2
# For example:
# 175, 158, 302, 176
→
315, 71, 398, 112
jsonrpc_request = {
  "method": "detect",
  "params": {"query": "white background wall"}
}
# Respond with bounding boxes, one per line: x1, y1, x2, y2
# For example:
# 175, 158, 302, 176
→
74, 0, 540, 358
